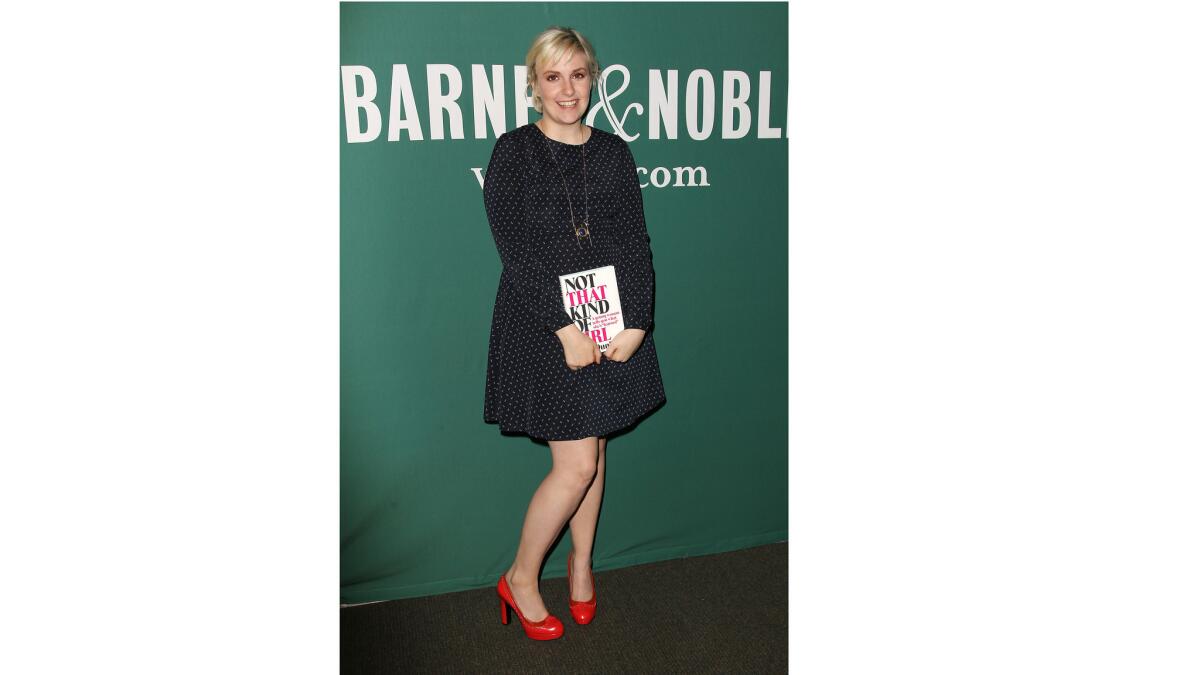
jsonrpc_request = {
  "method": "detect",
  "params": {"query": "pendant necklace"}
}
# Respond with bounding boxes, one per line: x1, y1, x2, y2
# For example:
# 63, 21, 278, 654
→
539, 123, 592, 249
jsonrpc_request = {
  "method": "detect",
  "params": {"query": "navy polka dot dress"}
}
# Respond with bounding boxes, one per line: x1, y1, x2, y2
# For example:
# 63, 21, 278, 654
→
483, 123, 666, 441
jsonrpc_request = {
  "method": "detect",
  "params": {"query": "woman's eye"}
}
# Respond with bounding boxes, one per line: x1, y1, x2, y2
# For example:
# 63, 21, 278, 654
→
546, 75, 557, 82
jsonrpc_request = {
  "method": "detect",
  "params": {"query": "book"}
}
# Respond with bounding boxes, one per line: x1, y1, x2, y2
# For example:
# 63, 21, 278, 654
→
559, 265, 624, 352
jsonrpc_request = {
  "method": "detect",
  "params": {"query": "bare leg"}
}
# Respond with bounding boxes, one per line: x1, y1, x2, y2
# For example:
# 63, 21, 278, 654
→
505, 436, 599, 621
567, 436, 606, 600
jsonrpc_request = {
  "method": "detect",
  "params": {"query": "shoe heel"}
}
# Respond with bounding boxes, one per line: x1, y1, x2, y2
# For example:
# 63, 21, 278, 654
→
496, 574, 564, 640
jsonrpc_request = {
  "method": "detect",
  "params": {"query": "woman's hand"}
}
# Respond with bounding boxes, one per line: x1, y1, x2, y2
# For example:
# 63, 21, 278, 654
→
603, 328, 645, 363
556, 324, 602, 371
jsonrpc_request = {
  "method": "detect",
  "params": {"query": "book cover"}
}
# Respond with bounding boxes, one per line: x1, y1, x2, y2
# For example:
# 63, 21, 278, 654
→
559, 264, 624, 352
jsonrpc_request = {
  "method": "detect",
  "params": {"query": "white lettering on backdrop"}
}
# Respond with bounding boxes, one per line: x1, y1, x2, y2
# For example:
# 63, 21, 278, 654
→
341, 64, 786, 143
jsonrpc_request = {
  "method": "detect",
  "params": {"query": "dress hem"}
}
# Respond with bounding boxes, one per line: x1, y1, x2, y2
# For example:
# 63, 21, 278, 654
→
484, 394, 665, 442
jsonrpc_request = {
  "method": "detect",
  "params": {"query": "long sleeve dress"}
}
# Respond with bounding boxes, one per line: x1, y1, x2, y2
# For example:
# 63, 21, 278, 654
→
483, 123, 666, 441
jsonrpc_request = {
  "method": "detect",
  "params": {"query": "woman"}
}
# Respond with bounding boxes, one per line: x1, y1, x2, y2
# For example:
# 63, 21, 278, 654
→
483, 26, 666, 640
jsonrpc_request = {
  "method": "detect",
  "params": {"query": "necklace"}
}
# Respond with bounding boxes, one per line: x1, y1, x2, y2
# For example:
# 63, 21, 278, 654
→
538, 123, 592, 249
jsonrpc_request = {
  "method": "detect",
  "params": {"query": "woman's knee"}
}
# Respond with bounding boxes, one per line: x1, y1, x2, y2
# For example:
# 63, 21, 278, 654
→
550, 438, 599, 487
558, 457, 597, 488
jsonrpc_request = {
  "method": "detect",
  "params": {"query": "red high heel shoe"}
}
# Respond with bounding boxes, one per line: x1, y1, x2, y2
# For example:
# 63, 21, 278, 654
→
496, 573, 564, 640
566, 550, 597, 624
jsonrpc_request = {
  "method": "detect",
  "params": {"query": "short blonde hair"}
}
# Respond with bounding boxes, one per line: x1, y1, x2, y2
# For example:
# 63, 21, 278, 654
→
525, 26, 601, 114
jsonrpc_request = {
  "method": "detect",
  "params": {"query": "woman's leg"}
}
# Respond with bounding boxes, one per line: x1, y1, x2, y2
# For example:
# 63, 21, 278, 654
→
567, 436, 606, 600
505, 436, 599, 621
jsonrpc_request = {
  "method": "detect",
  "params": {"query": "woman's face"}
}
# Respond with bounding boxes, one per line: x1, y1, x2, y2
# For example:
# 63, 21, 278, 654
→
534, 50, 592, 127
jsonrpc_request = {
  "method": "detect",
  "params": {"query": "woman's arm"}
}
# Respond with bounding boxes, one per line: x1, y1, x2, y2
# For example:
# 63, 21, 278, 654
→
613, 140, 655, 331
483, 132, 576, 333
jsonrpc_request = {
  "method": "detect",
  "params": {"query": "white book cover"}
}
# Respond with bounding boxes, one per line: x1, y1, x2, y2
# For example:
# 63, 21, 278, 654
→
559, 265, 624, 352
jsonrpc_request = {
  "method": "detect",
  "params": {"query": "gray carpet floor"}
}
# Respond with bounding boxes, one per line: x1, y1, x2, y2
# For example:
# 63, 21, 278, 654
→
341, 542, 788, 674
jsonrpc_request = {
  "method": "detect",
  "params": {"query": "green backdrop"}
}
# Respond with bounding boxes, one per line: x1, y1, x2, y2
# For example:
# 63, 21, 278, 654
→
341, 2, 788, 603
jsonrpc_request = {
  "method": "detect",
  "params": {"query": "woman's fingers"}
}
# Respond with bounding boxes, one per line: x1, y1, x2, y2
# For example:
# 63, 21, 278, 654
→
564, 337, 618, 369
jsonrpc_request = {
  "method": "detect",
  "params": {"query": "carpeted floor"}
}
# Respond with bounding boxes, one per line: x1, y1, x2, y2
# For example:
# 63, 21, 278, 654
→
341, 542, 788, 674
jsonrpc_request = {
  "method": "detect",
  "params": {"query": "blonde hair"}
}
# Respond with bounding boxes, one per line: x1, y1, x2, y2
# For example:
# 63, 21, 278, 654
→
525, 26, 601, 114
